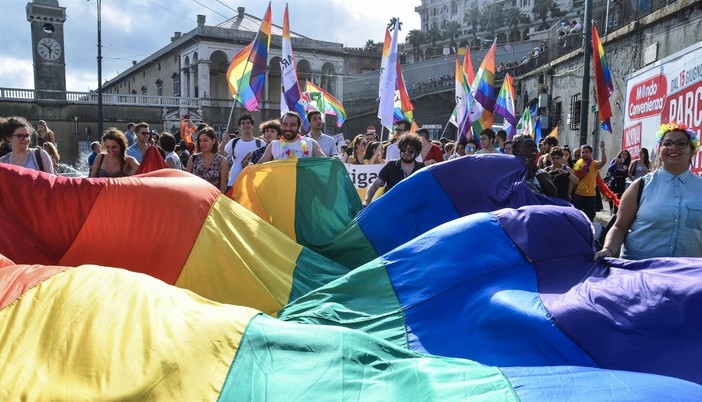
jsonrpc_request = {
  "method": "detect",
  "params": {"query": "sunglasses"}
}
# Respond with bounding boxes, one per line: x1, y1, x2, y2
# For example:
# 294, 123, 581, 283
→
661, 139, 690, 149
467, 146, 476, 151
12, 134, 31, 140
399, 147, 416, 154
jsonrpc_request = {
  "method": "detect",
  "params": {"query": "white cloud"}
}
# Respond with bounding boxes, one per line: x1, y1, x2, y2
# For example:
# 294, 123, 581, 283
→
1, 0, 423, 92
0, 57, 34, 89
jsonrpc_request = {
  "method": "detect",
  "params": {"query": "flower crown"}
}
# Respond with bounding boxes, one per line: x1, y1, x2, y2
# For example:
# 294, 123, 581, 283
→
656, 122, 699, 150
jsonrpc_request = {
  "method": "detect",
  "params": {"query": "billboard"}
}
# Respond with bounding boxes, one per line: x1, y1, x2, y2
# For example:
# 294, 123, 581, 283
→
623, 42, 702, 175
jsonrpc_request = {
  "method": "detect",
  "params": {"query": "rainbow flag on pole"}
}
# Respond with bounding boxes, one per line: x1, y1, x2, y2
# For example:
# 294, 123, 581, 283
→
592, 23, 614, 132
494, 73, 517, 139
305, 81, 346, 127
280, 4, 309, 131
378, 20, 400, 131
450, 52, 473, 142
225, 3, 271, 111
470, 40, 497, 138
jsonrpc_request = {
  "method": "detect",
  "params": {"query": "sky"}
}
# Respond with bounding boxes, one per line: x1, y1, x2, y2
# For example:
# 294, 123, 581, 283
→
1, 0, 421, 92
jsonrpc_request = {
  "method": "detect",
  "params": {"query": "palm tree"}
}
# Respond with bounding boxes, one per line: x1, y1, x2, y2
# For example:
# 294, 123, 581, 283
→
464, 6, 481, 37
387, 17, 402, 31
481, 3, 504, 34
364, 39, 377, 55
443, 21, 462, 48
406, 29, 425, 61
533, 0, 556, 23
425, 27, 442, 55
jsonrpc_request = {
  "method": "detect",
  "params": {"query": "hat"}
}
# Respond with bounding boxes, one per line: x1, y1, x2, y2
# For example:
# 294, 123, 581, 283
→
365, 125, 376, 135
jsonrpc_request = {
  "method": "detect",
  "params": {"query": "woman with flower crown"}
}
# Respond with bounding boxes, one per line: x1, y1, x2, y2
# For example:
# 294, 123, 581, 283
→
257, 112, 325, 163
595, 122, 702, 260
572, 140, 608, 221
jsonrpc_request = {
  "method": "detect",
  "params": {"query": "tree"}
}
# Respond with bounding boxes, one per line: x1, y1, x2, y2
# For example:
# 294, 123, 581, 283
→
425, 28, 442, 57
464, 6, 481, 37
406, 29, 425, 61
443, 21, 462, 47
533, 0, 556, 23
387, 17, 402, 32
364, 39, 377, 55
481, 3, 504, 34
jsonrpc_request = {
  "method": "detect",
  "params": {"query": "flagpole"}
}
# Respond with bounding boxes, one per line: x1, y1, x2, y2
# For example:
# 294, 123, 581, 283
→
578, 0, 593, 146
226, 99, 238, 132
440, 116, 452, 140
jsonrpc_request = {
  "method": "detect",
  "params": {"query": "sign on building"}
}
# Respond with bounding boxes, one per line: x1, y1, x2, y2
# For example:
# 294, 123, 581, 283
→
623, 42, 702, 175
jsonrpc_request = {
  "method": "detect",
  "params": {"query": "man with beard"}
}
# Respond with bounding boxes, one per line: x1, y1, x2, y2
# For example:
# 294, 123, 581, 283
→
257, 112, 325, 163
362, 133, 425, 206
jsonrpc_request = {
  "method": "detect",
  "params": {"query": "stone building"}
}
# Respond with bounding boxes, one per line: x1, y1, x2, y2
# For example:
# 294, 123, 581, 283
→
101, 8, 349, 133
514, 0, 702, 156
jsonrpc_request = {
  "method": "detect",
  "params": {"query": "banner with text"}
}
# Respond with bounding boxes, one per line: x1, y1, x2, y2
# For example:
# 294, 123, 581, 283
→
623, 42, 702, 175
345, 163, 383, 200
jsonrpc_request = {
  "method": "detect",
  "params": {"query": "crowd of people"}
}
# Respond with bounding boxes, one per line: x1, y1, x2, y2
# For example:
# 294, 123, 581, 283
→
1, 113, 699, 259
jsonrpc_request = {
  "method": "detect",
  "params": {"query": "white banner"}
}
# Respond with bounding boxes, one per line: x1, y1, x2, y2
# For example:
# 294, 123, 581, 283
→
344, 163, 383, 199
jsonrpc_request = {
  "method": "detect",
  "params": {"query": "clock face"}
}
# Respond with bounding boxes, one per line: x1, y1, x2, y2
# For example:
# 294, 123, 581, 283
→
37, 37, 62, 61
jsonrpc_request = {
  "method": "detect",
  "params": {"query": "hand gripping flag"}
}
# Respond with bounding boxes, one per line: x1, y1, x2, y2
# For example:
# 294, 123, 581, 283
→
225, 3, 271, 111
592, 23, 614, 132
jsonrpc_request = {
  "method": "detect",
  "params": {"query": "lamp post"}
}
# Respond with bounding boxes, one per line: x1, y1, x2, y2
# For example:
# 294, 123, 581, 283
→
88, 0, 104, 137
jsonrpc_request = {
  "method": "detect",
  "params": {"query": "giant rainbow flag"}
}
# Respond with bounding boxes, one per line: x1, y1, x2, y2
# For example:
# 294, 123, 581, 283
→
0, 165, 348, 315
3, 260, 700, 399
232, 154, 569, 268
2, 150, 702, 398
225, 3, 271, 111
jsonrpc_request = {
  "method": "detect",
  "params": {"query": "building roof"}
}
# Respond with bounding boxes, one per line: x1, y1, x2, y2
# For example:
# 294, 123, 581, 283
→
216, 10, 308, 40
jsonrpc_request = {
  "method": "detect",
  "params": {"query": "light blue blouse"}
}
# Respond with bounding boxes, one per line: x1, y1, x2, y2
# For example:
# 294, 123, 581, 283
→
622, 168, 702, 259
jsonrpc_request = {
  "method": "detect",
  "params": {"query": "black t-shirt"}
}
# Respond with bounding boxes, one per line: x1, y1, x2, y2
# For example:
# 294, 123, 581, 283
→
378, 159, 425, 191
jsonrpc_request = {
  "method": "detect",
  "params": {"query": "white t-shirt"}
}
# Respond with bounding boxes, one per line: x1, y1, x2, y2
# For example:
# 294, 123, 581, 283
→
225, 137, 262, 186
270, 137, 318, 160
385, 142, 400, 161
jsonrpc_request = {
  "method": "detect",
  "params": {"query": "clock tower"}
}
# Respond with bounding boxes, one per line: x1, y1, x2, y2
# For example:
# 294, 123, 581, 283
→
26, 0, 67, 101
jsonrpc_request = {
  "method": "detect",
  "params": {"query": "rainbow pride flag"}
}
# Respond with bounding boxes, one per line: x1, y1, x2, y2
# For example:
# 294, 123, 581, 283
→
280, 205, 702, 386
494, 73, 517, 139
0, 165, 348, 315
230, 158, 361, 247
3, 262, 698, 399
231, 154, 569, 268
305, 81, 346, 127
225, 3, 271, 111
470, 40, 497, 138
450, 52, 473, 142
279, 4, 309, 132
592, 23, 614, 132
393, 58, 414, 124
378, 21, 400, 130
